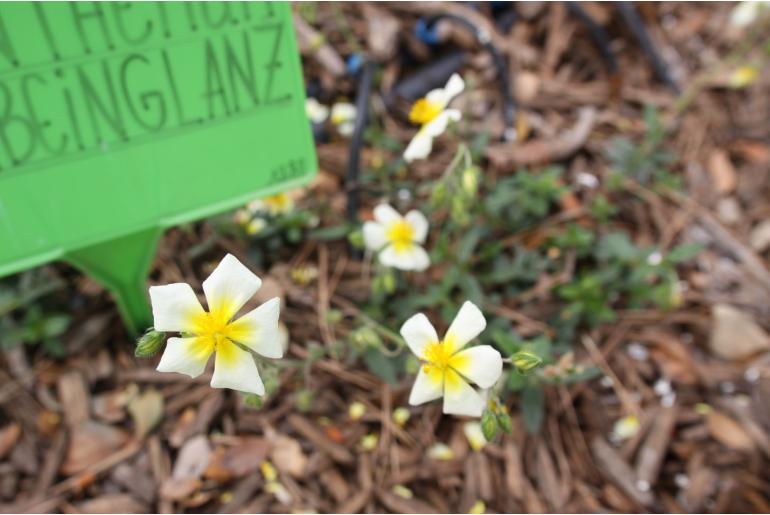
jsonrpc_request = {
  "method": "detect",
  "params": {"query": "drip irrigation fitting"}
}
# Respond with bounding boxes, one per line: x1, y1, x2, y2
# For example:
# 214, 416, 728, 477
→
422, 13, 517, 142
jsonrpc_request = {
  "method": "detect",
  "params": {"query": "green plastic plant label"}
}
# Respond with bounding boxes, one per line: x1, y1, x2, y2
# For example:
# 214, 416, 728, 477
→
0, 2, 317, 333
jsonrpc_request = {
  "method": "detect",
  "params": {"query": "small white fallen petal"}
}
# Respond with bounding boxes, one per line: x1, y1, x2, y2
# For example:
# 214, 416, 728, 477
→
427, 442, 455, 460
612, 414, 640, 441
463, 421, 488, 451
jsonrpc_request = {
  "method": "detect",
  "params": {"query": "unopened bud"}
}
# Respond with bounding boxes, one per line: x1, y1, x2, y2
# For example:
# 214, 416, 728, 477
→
510, 350, 543, 374
135, 330, 165, 358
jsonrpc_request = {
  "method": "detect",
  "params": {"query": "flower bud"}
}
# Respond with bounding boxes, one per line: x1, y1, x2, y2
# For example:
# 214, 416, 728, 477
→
392, 407, 411, 427
462, 166, 480, 196
479, 411, 498, 443
135, 330, 165, 358
510, 350, 543, 374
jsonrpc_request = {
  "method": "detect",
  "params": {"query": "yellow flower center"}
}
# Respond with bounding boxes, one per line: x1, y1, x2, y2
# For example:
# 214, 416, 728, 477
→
263, 193, 292, 215
190, 308, 239, 362
409, 98, 443, 125
386, 220, 415, 253
422, 341, 453, 370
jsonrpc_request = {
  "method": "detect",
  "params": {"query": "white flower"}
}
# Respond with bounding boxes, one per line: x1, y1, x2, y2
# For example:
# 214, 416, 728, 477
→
363, 204, 430, 271
331, 102, 357, 136
730, 1, 770, 26
305, 97, 329, 124
404, 74, 465, 162
400, 301, 502, 417
150, 254, 282, 396
247, 192, 295, 217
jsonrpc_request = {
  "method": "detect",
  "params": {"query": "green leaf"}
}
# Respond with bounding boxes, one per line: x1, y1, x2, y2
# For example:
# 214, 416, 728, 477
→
363, 347, 399, 385
456, 225, 486, 263
667, 243, 703, 263
521, 385, 545, 434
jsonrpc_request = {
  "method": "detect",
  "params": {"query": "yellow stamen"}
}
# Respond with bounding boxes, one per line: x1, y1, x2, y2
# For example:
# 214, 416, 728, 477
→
409, 98, 443, 125
189, 307, 241, 365
386, 220, 416, 253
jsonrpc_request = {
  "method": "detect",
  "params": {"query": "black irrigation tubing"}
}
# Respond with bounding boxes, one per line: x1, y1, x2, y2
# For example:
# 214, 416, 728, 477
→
424, 13, 517, 142
346, 59, 375, 228
614, 1, 681, 94
566, 1, 619, 76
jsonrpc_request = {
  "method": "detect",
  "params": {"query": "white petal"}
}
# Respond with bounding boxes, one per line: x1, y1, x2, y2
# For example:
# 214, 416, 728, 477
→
379, 244, 430, 271
211, 341, 265, 395
337, 120, 355, 137
408, 365, 444, 406
149, 283, 204, 333
202, 254, 262, 321
156, 336, 213, 378
373, 204, 402, 225
228, 298, 283, 358
422, 109, 461, 138
450, 345, 503, 389
363, 221, 388, 251
442, 369, 485, 417
400, 313, 439, 357
404, 210, 429, 243
443, 73, 465, 102
445, 301, 486, 354
404, 129, 434, 162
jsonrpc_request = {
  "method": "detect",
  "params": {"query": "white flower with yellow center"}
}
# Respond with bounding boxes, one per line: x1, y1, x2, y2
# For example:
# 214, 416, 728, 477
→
151, 254, 282, 396
247, 192, 295, 217
331, 102, 357, 136
362, 204, 430, 272
404, 74, 465, 162
305, 97, 329, 124
400, 301, 502, 417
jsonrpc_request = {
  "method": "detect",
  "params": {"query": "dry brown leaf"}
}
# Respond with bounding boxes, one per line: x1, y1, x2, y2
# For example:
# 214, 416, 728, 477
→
160, 477, 201, 502
127, 388, 164, 439
270, 435, 308, 478
710, 304, 770, 361
60, 421, 129, 476
172, 435, 211, 480
706, 411, 755, 452
204, 437, 270, 481
708, 149, 737, 195
0, 423, 21, 459
76, 493, 148, 514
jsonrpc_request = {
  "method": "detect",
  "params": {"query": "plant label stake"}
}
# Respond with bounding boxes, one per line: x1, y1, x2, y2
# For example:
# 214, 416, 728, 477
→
0, 2, 317, 334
